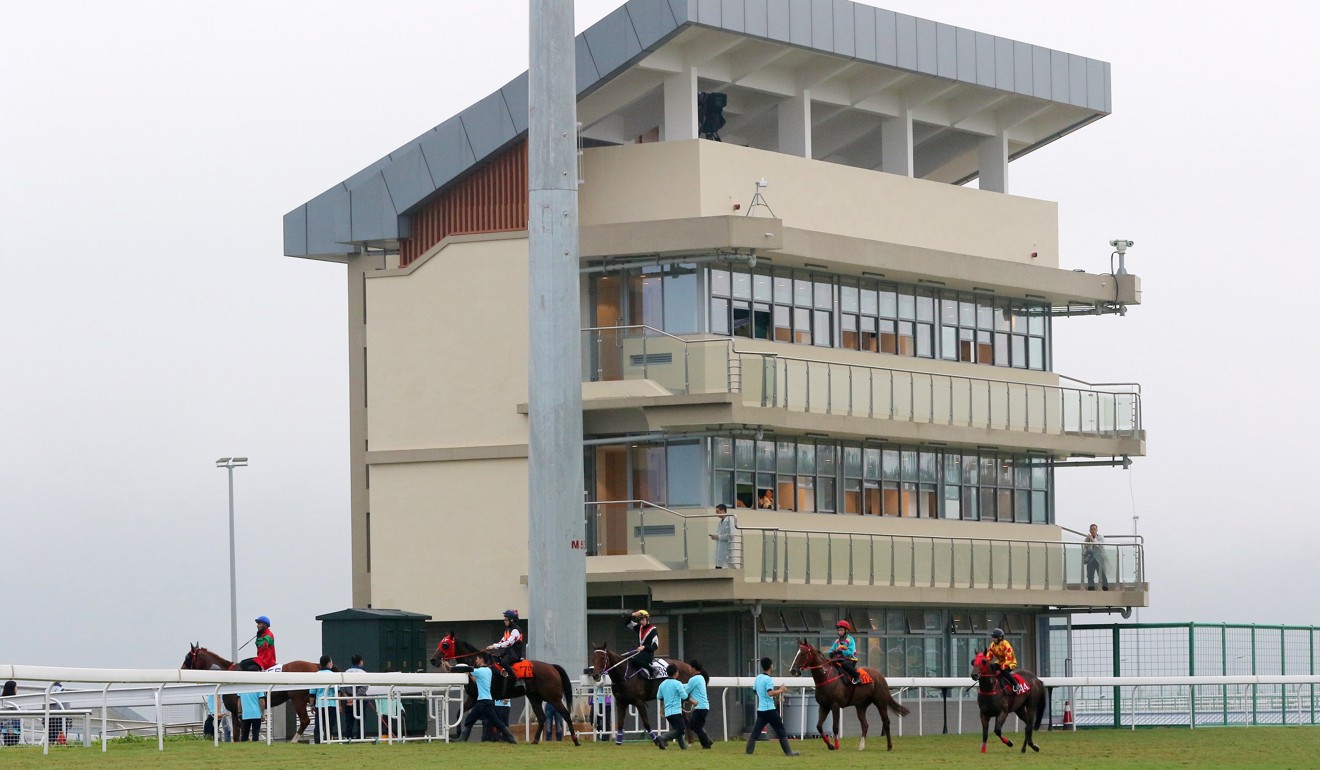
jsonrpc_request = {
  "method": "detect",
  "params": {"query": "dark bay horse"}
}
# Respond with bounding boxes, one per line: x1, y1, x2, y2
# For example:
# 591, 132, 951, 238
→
970, 650, 1047, 753
588, 642, 696, 745
789, 640, 910, 751
182, 644, 320, 742
430, 634, 580, 746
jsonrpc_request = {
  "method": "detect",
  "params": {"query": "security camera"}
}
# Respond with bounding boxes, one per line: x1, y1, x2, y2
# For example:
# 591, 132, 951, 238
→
1109, 239, 1134, 254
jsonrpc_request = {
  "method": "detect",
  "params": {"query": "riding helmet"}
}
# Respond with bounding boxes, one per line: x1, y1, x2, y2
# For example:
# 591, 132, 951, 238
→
990, 627, 1004, 639
503, 609, 519, 620
836, 620, 853, 631
255, 616, 271, 626
633, 609, 650, 619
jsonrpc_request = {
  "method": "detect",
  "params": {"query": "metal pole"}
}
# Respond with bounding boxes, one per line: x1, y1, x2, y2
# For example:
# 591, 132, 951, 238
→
227, 465, 238, 664
527, 0, 586, 673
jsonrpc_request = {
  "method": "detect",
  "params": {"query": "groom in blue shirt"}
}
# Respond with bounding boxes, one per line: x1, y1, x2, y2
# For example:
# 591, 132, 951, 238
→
458, 652, 518, 744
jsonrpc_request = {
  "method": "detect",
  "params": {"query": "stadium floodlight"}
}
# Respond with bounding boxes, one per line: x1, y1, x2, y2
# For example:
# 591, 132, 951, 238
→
216, 456, 249, 661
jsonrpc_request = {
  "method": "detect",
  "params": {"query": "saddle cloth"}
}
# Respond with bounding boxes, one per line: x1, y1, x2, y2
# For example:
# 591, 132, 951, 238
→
511, 659, 534, 679
1007, 673, 1029, 694
264, 664, 284, 673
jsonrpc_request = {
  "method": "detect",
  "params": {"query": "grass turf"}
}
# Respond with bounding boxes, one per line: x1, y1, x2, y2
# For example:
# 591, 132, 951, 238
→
2, 728, 1319, 769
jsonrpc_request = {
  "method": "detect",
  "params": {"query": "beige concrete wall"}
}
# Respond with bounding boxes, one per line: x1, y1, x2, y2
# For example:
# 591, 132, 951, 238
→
369, 458, 529, 620
580, 140, 1059, 266
365, 236, 530, 450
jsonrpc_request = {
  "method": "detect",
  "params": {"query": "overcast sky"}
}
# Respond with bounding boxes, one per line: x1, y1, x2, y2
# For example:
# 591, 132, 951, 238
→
3, 1, 1316, 670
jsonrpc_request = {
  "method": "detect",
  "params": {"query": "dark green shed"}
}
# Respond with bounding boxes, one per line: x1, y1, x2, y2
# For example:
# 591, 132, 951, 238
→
316, 607, 432, 674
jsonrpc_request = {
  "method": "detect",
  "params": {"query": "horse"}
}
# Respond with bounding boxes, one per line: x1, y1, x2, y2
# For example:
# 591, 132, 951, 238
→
182, 644, 321, 742
970, 650, 1047, 753
430, 634, 580, 745
588, 642, 696, 745
788, 639, 910, 751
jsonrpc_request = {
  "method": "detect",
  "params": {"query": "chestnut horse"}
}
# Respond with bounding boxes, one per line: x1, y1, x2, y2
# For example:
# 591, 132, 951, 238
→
430, 634, 580, 745
182, 644, 320, 742
970, 650, 1047, 753
789, 640, 910, 751
588, 642, 696, 745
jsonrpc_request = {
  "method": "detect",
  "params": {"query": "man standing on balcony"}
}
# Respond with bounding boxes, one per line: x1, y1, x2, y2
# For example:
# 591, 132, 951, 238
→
1084, 523, 1110, 591
710, 503, 738, 569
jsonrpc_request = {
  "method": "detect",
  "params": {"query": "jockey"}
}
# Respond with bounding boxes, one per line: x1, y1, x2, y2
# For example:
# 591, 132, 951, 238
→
486, 609, 524, 678
987, 628, 1021, 693
828, 620, 861, 685
238, 616, 276, 672
628, 610, 660, 679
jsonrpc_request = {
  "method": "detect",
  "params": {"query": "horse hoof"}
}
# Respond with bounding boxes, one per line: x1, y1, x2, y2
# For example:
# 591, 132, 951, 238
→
981, 744, 987, 753
857, 738, 865, 751
1031, 744, 1040, 753
1006, 740, 1014, 748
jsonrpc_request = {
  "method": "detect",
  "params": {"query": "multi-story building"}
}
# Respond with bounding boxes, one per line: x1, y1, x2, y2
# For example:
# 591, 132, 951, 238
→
285, 0, 1145, 709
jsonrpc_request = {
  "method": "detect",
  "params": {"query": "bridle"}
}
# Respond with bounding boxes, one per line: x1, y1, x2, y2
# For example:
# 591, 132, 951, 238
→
434, 635, 482, 664
791, 643, 847, 685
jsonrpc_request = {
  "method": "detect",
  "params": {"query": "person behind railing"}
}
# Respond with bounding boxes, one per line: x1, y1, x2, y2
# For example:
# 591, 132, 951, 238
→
1083, 523, 1110, 591
203, 694, 232, 742
342, 654, 371, 739
829, 620, 862, 685
2, 681, 20, 746
237, 691, 263, 742
312, 655, 337, 744
709, 503, 738, 569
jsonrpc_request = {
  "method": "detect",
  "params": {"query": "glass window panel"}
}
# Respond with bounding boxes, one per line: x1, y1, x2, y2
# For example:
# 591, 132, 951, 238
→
882, 482, 900, 516
864, 448, 882, 479
710, 298, 729, 335
818, 444, 837, 476
943, 485, 960, 519
1029, 337, 1045, 370
995, 304, 1011, 332
1031, 464, 1047, 489
753, 273, 772, 302
963, 454, 979, 484
817, 477, 836, 513
797, 443, 816, 474
631, 445, 666, 504
916, 323, 933, 358
843, 446, 862, 476
841, 314, 859, 349
630, 272, 663, 328
777, 441, 796, 474
881, 449, 900, 479
900, 482, 918, 517
1011, 306, 1028, 332
777, 478, 796, 511
757, 477, 775, 508
940, 297, 958, 325
879, 289, 898, 318
919, 485, 937, 518
879, 319, 897, 354
1029, 311, 1045, 336
794, 278, 813, 306
864, 482, 881, 515
980, 457, 996, 483
662, 267, 698, 334
813, 310, 831, 346
1011, 334, 1027, 368
712, 437, 733, 468
735, 472, 755, 509
959, 300, 975, 327
756, 441, 776, 471
980, 488, 997, 520
977, 302, 993, 330
732, 271, 752, 299
732, 301, 752, 338
897, 321, 915, 356
841, 283, 859, 313
959, 328, 975, 362
794, 308, 812, 344
861, 287, 879, 316
774, 305, 792, 342
814, 281, 833, 310
944, 454, 961, 484
753, 304, 772, 339
713, 471, 733, 507
941, 325, 957, 360
710, 269, 730, 297
918, 451, 937, 482
977, 331, 993, 364
1031, 491, 1048, 523
796, 476, 816, 511
900, 450, 918, 480
994, 332, 1010, 366
1015, 490, 1029, 521
773, 274, 792, 303
998, 489, 1014, 521
917, 292, 935, 322
897, 292, 916, 319
735, 439, 755, 470
844, 480, 862, 514
1014, 464, 1030, 488
861, 316, 878, 352
999, 459, 1013, 486
963, 487, 979, 520
666, 442, 702, 505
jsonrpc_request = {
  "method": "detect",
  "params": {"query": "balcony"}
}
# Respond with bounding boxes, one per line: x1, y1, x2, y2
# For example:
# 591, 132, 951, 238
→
582, 326, 1144, 458
585, 501, 1147, 609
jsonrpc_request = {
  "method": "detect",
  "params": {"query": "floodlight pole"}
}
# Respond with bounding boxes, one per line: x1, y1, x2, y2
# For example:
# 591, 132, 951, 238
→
527, 0, 586, 670
217, 458, 247, 663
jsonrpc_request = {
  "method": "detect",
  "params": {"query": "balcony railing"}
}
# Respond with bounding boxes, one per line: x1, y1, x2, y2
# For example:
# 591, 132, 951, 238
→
585, 500, 1144, 592
583, 326, 1142, 440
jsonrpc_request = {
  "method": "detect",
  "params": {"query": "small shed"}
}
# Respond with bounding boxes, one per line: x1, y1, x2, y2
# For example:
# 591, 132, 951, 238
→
315, 607, 433, 674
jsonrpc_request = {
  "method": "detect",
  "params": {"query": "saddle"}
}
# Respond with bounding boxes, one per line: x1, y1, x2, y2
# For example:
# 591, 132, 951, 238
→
633, 658, 668, 679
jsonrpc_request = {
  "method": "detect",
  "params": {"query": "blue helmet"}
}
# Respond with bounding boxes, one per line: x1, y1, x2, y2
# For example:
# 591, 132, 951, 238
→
255, 616, 271, 626
503, 609, 519, 620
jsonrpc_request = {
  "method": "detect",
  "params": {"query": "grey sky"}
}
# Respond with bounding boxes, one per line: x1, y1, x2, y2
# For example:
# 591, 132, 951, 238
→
2, 1, 1315, 669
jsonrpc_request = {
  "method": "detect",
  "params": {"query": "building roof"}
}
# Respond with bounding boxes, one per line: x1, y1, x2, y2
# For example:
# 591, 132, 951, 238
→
285, 0, 1110, 261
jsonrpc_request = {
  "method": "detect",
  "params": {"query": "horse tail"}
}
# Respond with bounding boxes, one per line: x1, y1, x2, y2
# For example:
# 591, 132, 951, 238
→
553, 663, 573, 713
881, 680, 911, 717
1034, 683, 1048, 731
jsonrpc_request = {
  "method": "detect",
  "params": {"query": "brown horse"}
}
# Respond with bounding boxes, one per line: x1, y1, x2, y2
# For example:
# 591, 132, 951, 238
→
588, 642, 696, 745
970, 650, 1047, 753
182, 644, 320, 742
788, 640, 910, 751
430, 634, 580, 746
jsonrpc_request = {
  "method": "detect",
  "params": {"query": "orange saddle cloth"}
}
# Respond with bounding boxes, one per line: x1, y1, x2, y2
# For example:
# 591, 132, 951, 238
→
857, 669, 873, 685
512, 660, 534, 679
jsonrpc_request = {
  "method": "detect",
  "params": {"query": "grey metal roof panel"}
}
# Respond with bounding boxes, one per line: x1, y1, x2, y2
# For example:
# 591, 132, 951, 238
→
287, 0, 1113, 259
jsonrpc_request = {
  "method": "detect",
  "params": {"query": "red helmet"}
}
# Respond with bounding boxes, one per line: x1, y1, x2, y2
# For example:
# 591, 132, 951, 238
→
836, 620, 853, 632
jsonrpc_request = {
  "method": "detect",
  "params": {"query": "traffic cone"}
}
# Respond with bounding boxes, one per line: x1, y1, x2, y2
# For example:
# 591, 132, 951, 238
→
57, 732, 67, 745
1062, 700, 1073, 729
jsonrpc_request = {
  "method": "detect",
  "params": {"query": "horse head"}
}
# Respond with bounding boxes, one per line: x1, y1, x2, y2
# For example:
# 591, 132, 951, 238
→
970, 650, 997, 680
182, 643, 200, 670
430, 633, 458, 670
588, 643, 613, 682
789, 639, 820, 675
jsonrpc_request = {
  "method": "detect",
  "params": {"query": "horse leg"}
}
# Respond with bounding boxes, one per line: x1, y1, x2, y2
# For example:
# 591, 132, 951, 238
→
855, 704, 870, 751
612, 699, 624, 745
527, 697, 547, 745
292, 692, 310, 743
980, 711, 990, 753
995, 710, 1013, 748
551, 696, 580, 747
830, 706, 843, 750
1019, 705, 1039, 753
815, 703, 831, 750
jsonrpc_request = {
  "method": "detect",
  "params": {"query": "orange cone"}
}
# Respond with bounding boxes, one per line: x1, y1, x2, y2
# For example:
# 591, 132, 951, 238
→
1062, 700, 1073, 728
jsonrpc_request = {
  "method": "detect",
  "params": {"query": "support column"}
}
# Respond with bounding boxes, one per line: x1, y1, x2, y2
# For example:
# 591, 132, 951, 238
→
778, 90, 811, 158
663, 66, 698, 141
978, 130, 1009, 193
345, 251, 372, 608
880, 107, 913, 177
527, 0, 586, 673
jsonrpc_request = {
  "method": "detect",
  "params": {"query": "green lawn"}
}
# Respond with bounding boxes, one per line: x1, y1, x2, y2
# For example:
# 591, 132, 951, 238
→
3, 728, 1318, 769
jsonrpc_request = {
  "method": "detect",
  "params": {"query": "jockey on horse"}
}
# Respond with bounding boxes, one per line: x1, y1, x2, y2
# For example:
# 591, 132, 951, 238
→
628, 610, 660, 679
486, 609, 524, 678
237, 616, 276, 672
987, 628, 1026, 694
828, 620, 861, 685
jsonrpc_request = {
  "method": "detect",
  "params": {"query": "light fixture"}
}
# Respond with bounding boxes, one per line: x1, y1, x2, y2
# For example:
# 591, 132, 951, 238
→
1109, 239, 1134, 275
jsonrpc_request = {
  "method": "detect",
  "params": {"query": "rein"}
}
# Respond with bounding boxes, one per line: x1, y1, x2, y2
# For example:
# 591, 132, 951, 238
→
792, 647, 848, 686
594, 648, 639, 675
